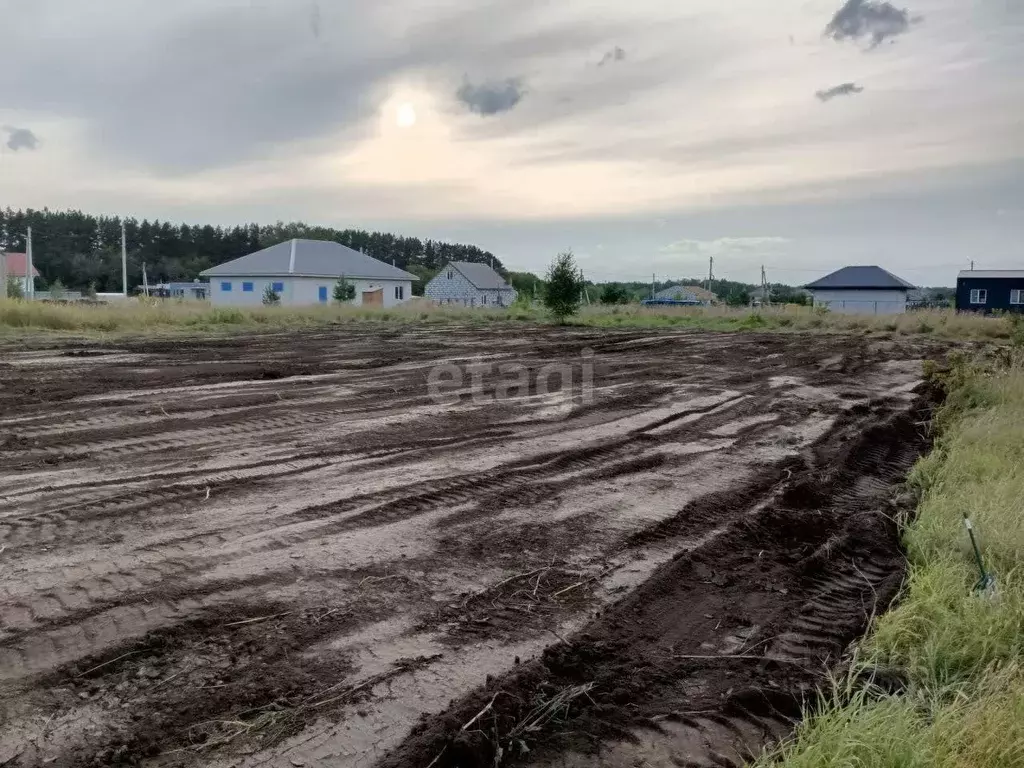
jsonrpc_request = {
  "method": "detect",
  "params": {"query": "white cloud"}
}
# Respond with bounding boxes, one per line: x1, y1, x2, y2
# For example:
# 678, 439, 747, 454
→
659, 237, 791, 255
0, 0, 1020, 285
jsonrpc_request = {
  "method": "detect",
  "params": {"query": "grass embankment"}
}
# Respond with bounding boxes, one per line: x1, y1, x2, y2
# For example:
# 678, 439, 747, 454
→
754, 351, 1024, 768
0, 298, 1017, 340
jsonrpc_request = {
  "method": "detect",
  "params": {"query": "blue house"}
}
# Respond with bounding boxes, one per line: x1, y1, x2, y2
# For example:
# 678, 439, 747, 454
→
955, 270, 1024, 313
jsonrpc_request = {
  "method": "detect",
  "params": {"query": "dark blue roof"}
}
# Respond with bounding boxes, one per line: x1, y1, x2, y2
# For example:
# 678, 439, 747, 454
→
804, 266, 915, 290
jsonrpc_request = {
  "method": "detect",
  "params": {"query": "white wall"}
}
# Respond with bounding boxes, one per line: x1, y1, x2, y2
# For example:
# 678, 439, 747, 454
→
209, 277, 413, 307
811, 289, 908, 315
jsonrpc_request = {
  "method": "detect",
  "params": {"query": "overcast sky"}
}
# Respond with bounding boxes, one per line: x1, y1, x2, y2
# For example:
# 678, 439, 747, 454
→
1, 0, 1021, 285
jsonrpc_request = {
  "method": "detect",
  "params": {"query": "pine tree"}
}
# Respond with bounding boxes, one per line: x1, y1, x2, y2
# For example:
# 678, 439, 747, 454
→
333, 275, 356, 303
544, 251, 586, 323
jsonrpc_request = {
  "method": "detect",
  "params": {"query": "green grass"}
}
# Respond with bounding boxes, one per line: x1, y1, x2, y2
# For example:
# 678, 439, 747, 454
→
0, 298, 1016, 341
753, 352, 1024, 768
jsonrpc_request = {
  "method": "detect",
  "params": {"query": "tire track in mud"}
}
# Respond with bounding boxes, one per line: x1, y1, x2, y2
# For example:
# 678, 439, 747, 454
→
0, 328, 944, 768
0, 392, 762, 685
374, 394, 934, 768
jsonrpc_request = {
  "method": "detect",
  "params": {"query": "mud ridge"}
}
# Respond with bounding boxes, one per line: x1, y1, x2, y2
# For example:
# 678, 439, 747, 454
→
375, 396, 934, 768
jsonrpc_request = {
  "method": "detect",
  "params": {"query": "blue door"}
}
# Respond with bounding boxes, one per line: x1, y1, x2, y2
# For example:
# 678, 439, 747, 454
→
318, 286, 328, 303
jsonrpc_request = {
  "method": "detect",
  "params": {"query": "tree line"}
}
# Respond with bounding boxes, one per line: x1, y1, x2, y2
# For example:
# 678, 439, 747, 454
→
0, 208, 505, 293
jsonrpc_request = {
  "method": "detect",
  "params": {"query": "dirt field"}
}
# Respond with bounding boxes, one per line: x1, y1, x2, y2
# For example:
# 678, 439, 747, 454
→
0, 325, 941, 768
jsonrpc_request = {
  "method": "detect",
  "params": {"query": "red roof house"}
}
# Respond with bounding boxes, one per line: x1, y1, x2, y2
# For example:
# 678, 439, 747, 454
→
1, 253, 41, 278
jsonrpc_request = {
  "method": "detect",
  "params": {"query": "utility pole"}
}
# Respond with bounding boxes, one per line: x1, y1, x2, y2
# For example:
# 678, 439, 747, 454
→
761, 265, 770, 307
142, 262, 150, 297
970, 259, 975, 271
651, 273, 656, 300
26, 226, 34, 299
707, 256, 714, 293
121, 221, 128, 298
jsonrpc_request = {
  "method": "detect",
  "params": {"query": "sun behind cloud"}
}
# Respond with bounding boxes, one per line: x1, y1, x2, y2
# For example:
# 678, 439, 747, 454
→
396, 103, 417, 128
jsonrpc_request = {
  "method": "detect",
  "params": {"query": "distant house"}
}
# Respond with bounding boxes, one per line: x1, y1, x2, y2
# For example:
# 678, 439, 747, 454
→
804, 266, 915, 315
955, 270, 1024, 314
653, 284, 717, 304
1, 252, 41, 296
425, 262, 517, 307
200, 239, 416, 307
150, 281, 210, 301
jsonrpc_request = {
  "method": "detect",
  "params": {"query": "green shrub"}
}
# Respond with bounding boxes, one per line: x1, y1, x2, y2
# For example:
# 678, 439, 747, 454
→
544, 251, 585, 323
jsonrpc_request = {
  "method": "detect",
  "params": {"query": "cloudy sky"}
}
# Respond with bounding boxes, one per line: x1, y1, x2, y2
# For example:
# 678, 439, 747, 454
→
1, 0, 1021, 285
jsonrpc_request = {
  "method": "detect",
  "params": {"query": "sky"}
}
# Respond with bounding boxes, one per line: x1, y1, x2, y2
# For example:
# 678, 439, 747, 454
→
1, 0, 1022, 286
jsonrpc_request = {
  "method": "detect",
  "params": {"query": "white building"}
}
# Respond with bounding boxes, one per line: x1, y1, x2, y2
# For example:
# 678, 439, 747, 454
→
424, 261, 517, 307
804, 266, 915, 315
200, 239, 416, 308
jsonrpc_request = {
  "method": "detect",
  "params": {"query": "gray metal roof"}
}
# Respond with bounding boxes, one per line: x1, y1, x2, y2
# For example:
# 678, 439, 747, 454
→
200, 239, 418, 280
957, 270, 1024, 279
804, 266, 915, 291
654, 284, 716, 302
448, 261, 513, 291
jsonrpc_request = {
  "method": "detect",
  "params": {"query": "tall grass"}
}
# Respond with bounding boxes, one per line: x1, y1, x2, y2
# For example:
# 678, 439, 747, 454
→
0, 298, 496, 334
0, 297, 1014, 340
573, 304, 1014, 340
754, 352, 1024, 768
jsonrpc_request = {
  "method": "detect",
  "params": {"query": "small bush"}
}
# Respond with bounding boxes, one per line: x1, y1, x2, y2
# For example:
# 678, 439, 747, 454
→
544, 251, 585, 323
740, 312, 768, 329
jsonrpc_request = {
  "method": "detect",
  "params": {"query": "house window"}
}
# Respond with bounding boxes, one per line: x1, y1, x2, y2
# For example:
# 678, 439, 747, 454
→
318, 286, 328, 303
481, 294, 487, 305
272, 282, 284, 293
394, 286, 404, 300
221, 281, 232, 292
242, 282, 254, 293
970, 288, 987, 304
1011, 290, 1024, 305
447, 271, 453, 279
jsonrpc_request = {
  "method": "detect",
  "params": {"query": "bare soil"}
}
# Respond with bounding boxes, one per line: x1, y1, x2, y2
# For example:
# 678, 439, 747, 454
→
0, 325, 942, 768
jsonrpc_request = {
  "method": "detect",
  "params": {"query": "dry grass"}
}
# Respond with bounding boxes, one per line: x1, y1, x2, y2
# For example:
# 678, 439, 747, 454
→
575, 304, 1014, 340
0, 297, 505, 335
0, 297, 1014, 341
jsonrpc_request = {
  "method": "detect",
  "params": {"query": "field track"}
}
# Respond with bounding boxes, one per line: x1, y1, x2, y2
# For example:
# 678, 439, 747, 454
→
0, 326, 942, 767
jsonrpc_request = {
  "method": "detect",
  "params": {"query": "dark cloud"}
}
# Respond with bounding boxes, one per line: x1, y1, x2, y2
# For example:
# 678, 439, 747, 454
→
598, 46, 626, 66
3, 126, 39, 151
825, 0, 917, 48
456, 78, 525, 116
0, 2, 629, 171
815, 82, 865, 101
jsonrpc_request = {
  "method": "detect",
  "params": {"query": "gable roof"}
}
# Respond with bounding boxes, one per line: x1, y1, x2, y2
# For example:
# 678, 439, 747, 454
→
449, 261, 513, 291
1, 252, 41, 278
199, 239, 417, 280
654, 284, 717, 302
804, 266, 915, 291
957, 270, 1024, 279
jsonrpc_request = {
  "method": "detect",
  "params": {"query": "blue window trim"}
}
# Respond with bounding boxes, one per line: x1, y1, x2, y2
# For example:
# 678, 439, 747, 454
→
220, 281, 232, 292
272, 282, 284, 293
318, 286, 329, 303
242, 282, 254, 293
